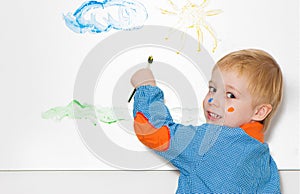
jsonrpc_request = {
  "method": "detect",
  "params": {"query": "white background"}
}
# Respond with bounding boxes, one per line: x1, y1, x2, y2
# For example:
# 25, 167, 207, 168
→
0, 0, 299, 193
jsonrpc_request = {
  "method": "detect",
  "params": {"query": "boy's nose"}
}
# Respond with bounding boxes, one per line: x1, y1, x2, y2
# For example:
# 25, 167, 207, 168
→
208, 94, 223, 107
208, 97, 218, 107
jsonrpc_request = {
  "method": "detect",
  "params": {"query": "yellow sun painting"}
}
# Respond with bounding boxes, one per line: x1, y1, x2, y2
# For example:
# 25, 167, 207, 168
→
160, 0, 222, 53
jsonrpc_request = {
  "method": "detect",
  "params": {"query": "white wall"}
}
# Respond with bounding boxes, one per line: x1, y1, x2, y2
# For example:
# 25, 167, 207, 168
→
0, 0, 299, 171
0, 0, 299, 193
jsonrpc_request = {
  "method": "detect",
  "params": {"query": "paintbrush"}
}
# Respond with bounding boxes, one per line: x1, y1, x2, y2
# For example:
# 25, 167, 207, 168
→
128, 56, 153, 103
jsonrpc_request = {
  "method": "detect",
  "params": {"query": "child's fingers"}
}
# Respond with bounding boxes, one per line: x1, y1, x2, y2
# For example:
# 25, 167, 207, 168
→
130, 68, 156, 87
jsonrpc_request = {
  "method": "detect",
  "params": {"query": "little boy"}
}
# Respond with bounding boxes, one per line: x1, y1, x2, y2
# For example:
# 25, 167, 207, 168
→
131, 49, 282, 193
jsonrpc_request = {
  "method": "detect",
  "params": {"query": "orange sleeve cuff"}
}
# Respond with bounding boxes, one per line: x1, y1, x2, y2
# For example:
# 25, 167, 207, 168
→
134, 112, 170, 151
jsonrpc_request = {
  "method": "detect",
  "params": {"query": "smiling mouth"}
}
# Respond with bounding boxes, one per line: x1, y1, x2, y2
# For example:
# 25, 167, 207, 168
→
207, 111, 222, 120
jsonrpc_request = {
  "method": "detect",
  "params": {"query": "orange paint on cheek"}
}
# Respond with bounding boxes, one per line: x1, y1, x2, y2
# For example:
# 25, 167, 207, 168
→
227, 107, 235, 112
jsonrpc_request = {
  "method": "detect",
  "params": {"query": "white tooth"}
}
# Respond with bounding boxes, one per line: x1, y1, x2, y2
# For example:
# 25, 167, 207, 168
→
209, 112, 221, 119
211, 113, 217, 118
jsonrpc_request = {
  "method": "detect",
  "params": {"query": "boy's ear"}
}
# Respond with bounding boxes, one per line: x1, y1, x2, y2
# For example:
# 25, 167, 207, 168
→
252, 104, 273, 121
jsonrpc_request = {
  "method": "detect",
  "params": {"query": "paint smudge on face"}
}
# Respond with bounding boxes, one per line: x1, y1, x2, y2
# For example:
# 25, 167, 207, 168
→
208, 97, 213, 103
63, 0, 148, 34
227, 107, 235, 112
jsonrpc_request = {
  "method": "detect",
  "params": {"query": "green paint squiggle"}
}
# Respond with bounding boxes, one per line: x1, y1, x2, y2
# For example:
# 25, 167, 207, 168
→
42, 100, 125, 125
42, 100, 204, 126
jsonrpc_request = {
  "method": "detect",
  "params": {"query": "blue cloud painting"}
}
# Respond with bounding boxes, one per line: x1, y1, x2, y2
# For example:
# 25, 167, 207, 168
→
63, 0, 148, 34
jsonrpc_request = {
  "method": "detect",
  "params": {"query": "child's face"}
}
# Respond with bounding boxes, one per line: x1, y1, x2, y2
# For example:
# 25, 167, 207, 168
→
203, 68, 257, 127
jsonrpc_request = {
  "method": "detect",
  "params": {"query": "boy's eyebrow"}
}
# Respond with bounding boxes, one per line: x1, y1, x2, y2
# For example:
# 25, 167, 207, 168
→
208, 81, 242, 95
226, 84, 241, 95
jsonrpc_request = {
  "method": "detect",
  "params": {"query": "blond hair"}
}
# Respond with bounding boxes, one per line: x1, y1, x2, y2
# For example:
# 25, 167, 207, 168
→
215, 49, 283, 132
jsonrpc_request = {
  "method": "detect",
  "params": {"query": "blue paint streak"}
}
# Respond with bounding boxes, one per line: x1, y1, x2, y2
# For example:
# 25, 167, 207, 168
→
208, 98, 213, 103
63, 0, 148, 34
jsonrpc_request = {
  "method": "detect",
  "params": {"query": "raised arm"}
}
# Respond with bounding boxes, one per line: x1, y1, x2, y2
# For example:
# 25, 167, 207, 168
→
130, 68, 199, 153
131, 68, 173, 151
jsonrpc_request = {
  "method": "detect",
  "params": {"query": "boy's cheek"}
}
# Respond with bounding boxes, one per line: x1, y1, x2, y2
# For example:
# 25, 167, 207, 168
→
202, 96, 208, 109
202, 99, 206, 108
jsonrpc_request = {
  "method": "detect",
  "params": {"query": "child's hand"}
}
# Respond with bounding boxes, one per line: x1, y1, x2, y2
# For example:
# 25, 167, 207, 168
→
130, 68, 156, 88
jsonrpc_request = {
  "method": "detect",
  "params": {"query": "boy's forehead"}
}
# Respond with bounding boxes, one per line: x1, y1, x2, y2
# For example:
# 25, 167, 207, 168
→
210, 68, 251, 91
211, 67, 249, 80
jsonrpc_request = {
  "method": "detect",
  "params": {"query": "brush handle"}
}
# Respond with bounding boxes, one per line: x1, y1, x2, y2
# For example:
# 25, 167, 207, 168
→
128, 56, 153, 103
128, 88, 136, 103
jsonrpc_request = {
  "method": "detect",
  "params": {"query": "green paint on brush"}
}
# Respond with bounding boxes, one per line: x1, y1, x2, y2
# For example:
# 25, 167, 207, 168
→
42, 100, 124, 125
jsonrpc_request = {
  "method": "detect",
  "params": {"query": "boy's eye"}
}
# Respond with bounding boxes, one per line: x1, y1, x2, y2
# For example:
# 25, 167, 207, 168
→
209, 86, 216, 93
226, 92, 235, 99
